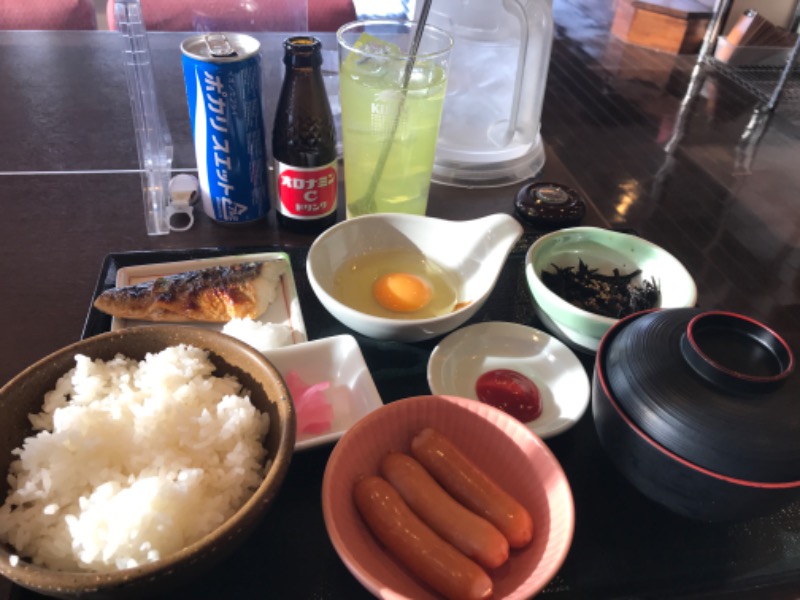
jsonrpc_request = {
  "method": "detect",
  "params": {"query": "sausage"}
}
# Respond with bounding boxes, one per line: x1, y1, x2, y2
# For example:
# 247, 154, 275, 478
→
410, 427, 534, 549
353, 475, 493, 600
380, 452, 509, 569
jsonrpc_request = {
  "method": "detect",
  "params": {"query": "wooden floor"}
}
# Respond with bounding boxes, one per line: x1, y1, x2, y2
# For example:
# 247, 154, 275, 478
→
544, 0, 800, 346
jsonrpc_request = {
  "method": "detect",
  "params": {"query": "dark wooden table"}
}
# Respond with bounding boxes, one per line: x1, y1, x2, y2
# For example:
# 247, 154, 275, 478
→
0, 26, 798, 600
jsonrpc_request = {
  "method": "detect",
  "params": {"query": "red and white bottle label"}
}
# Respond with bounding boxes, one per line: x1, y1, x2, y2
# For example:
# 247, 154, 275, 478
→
276, 161, 337, 219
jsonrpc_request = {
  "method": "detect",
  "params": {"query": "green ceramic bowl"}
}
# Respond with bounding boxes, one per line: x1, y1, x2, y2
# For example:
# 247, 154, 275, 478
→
525, 227, 697, 352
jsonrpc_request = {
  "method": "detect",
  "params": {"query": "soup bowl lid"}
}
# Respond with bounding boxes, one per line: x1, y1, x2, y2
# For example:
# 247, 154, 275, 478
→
598, 308, 799, 483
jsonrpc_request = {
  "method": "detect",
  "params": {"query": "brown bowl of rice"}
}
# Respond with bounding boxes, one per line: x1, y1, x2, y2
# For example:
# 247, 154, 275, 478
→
0, 325, 296, 598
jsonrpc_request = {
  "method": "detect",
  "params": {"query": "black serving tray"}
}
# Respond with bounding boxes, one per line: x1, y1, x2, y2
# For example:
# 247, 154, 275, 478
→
45, 246, 800, 600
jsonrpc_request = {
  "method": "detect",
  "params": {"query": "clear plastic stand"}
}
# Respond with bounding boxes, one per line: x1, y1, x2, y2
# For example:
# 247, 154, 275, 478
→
115, 0, 173, 236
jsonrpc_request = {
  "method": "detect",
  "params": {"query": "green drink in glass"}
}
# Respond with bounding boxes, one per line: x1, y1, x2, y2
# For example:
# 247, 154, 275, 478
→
337, 21, 453, 217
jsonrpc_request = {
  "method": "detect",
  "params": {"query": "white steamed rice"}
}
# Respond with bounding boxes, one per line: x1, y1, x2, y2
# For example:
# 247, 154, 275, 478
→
221, 317, 293, 353
0, 344, 270, 573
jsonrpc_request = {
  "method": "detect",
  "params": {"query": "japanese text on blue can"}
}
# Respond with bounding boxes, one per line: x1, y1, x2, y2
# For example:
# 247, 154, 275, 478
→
204, 72, 242, 219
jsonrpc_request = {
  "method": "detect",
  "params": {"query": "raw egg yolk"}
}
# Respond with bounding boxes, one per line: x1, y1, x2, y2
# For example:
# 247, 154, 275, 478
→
373, 272, 432, 312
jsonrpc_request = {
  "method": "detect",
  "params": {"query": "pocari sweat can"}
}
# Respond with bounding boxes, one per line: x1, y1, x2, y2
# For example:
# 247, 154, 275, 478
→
181, 33, 269, 224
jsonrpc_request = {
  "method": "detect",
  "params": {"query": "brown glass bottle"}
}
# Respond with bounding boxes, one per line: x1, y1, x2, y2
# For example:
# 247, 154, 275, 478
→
272, 36, 338, 234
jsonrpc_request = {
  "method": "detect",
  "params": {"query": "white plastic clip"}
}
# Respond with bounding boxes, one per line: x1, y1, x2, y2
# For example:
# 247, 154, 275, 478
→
167, 174, 199, 232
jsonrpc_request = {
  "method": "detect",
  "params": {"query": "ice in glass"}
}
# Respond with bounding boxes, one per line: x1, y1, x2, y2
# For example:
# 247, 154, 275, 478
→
337, 21, 453, 217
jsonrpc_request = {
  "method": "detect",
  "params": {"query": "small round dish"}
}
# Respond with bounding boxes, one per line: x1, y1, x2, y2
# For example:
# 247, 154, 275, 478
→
514, 181, 586, 228
427, 322, 590, 439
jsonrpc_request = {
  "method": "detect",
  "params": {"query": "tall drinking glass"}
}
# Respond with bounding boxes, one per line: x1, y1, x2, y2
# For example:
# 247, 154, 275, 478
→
336, 20, 453, 218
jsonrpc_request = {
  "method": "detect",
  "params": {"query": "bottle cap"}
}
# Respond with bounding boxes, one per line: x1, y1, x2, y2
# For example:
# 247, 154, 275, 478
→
514, 181, 586, 228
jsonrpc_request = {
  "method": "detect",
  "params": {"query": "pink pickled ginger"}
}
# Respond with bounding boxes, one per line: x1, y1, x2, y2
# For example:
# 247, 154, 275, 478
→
285, 370, 333, 435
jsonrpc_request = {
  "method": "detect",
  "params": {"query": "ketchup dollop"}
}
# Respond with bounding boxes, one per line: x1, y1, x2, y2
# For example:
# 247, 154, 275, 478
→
475, 369, 542, 423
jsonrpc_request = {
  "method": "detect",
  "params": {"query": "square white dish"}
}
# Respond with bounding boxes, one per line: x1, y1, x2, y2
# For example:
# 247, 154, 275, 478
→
264, 334, 384, 451
110, 252, 306, 345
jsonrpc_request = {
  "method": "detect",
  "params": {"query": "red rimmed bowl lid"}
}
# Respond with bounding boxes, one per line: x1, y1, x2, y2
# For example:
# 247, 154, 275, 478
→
600, 308, 799, 483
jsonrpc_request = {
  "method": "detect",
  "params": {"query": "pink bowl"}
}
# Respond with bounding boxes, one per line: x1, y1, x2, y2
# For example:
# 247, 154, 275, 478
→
322, 395, 574, 599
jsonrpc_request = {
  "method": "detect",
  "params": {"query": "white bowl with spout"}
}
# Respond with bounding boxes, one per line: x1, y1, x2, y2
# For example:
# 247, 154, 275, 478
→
306, 213, 524, 342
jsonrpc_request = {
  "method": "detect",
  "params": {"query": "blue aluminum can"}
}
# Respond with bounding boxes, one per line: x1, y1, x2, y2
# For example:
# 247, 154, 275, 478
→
181, 33, 269, 224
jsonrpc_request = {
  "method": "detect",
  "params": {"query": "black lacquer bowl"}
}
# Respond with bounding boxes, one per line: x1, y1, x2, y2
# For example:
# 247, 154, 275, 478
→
593, 308, 799, 522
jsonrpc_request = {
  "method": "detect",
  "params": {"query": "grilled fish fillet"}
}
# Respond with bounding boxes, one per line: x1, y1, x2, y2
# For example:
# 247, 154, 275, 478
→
93, 261, 283, 322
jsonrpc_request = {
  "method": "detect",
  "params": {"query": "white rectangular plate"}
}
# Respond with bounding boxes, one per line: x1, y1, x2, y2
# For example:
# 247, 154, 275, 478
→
265, 335, 384, 451
109, 252, 307, 345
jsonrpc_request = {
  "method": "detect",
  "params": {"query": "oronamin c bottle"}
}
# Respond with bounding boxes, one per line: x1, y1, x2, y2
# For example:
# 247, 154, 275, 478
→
272, 36, 338, 234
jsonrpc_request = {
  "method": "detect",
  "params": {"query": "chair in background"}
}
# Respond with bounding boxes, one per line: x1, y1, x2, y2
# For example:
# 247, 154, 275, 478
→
0, 0, 97, 30
105, 0, 357, 32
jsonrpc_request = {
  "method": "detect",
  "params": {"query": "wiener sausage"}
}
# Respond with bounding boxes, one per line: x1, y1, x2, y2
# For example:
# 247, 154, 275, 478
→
380, 452, 509, 569
410, 427, 534, 549
353, 475, 493, 600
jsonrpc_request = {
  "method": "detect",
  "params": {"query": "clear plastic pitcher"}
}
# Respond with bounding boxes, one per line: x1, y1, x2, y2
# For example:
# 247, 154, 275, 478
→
428, 0, 553, 187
